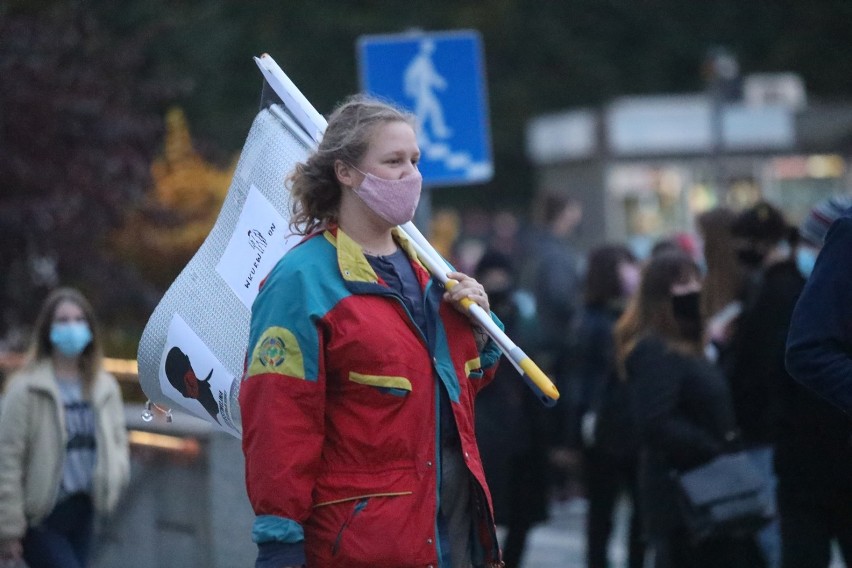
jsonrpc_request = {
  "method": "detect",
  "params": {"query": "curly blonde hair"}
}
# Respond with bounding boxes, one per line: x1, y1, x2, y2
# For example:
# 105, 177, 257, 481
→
288, 95, 415, 235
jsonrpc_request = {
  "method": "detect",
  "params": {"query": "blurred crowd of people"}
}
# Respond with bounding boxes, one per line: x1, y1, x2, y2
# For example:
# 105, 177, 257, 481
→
454, 193, 852, 568
1, 185, 850, 568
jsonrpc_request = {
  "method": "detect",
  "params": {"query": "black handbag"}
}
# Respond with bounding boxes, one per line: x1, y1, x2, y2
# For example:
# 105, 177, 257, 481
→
675, 451, 775, 543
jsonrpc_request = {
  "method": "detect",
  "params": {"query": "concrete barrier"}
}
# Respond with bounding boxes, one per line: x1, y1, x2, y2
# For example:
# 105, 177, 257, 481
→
92, 404, 256, 568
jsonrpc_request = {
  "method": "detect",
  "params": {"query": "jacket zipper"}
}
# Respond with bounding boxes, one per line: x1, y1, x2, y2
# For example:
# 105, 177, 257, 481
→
381, 281, 450, 563
331, 498, 369, 556
373, 285, 431, 349
368, 277, 448, 562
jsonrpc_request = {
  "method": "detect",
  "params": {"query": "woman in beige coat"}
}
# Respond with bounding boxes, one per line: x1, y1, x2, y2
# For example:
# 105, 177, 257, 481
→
0, 288, 129, 568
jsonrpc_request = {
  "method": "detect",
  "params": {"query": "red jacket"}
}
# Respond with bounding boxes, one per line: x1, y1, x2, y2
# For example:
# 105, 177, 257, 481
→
240, 227, 503, 567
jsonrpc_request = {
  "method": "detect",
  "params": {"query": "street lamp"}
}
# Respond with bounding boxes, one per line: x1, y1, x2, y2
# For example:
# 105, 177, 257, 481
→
702, 47, 741, 199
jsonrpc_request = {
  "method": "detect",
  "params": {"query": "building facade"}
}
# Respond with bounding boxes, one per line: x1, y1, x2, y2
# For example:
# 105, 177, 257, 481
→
526, 74, 852, 256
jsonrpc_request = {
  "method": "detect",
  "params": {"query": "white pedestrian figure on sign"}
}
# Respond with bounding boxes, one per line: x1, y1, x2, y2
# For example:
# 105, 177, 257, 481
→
404, 39, 452, 144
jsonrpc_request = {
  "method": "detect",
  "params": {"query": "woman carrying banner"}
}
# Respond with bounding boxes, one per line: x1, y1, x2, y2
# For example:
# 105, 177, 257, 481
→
0, 288, 130, 568
240, 95, 505, 568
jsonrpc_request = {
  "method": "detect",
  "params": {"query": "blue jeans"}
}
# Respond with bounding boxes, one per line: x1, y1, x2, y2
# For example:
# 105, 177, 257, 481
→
23, 493, 94, 568
748, 446, 781, 568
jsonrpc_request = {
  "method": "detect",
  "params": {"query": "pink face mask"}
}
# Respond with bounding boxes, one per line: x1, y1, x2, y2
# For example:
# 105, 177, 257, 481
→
619, 262, 641, 297
350, 166, 423, 226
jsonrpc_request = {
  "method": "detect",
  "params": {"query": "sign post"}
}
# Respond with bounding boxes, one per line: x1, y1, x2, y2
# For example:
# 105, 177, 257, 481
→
357, 29, 493, 194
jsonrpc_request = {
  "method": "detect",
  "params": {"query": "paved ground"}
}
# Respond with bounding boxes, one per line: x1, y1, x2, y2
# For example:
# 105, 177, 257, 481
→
515, 497, 845, 568
517, 497, 629, 568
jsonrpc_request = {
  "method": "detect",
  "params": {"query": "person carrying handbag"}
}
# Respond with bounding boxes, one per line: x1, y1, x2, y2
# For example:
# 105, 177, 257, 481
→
614, 250, 765, 568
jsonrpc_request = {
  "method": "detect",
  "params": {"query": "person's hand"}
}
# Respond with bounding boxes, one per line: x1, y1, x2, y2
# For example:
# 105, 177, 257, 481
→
581, 412, 597, 448
705, 301, 742, 346
0, 539, 22, 565
443, 271, 490, 315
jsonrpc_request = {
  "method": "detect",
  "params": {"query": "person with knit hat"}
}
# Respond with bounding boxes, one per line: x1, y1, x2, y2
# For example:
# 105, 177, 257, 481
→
781, 196, 852, 567
794, 195, 852, 277
786, 195, 852, 410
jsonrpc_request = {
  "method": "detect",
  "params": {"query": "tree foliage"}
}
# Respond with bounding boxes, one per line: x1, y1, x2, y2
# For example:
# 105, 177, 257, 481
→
2, 0, 852, 349
0, 2, 180, 348
113, 107, 235, 289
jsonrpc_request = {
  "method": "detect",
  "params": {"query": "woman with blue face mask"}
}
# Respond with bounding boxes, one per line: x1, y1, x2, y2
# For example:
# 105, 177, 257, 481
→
0, 288, 129, 568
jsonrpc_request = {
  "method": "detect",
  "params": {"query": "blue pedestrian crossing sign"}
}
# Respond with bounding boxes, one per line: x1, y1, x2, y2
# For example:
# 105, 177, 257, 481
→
357, 30, 493, 187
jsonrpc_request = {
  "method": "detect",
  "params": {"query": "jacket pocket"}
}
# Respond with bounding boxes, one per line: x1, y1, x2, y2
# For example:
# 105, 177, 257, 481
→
308, 491, 432, 567
332, 498, 369, 556
348, 371, 412, 397
464, 356, 484, 379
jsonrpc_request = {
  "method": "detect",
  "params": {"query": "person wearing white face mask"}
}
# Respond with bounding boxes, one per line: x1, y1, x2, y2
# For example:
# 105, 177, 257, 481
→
795, 195, 852, 279
779, 196, 852, 568
0, 288, 129, 568
240, 95, 504, 568
786, 195, 852, 410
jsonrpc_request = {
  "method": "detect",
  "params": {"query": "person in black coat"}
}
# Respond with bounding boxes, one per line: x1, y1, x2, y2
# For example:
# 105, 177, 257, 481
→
559, 244, 644, 568
726, 202, 803, 568
786, 201, 852, 411
474, 251, 550, 568
781, 198, 852, 568
614, 250, 764, 568
727, 202, 801, 451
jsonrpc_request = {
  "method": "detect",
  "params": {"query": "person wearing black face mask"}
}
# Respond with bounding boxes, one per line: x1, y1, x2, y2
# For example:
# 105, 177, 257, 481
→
472, 250, 548, 568
735, 246, 768, 269
671, 289, 703, 342
614, 251, 764, 568
726, 202, 804, 568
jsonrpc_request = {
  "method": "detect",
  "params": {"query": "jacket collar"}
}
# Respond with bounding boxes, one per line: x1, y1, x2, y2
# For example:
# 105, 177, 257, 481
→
26, 360, 60, 395
323, 225, 429, 284
26, 359, 110, 403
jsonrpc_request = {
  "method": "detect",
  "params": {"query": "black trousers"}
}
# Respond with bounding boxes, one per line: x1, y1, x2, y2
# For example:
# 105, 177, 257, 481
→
584, 449, 644, 568
777, 478, 852, 568
647, 525, 765, 568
